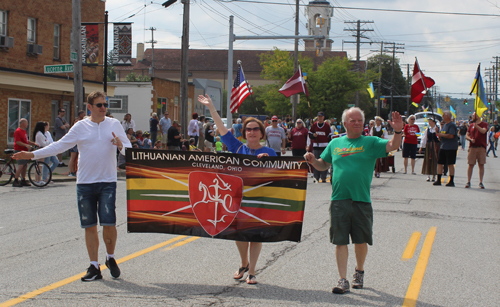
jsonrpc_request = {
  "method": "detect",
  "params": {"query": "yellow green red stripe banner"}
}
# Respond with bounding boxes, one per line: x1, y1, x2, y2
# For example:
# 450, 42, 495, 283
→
126, 149, 309, 242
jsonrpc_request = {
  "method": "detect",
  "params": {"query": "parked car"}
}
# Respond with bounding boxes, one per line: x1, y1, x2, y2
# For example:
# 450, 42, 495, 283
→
415, 120, 441, 156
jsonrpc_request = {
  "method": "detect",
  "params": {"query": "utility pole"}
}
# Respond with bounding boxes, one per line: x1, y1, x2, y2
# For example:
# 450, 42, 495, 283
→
72, 0, 83, 112
104, 11, 108, 93
344, 20, 373, 107
374, 42, 383, 116
492, 56, 500, 122
291, 0, 299, 121
179, 0, 190, 137
384, 42, 404, 117
146, 27, 157, 77
407, 63, 411, 116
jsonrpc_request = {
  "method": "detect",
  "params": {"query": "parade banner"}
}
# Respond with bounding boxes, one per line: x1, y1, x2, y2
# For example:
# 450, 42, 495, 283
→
112, 23, 132, 66
81, 23, 99, 65
126, 149, 308, 242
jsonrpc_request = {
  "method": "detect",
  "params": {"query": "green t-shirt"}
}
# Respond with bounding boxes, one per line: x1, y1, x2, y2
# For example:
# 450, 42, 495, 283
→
215, 141, 222, 151
321, 135, 388, 203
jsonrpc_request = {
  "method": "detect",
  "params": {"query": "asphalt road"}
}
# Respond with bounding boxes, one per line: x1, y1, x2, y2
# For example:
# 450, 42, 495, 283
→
1, 149, 499, 307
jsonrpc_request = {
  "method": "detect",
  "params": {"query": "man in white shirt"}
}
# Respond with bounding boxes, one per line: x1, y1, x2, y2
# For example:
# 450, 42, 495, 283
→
13, 91, 131, 282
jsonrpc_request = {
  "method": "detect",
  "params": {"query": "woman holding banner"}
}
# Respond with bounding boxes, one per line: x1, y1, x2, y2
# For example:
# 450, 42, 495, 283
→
198, 94, 276, 285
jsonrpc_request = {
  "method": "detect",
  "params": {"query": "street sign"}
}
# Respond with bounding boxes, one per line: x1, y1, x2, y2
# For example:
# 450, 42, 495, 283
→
347, 104, 355, 107
70, 52, 77, 62
44, 64, 74, 74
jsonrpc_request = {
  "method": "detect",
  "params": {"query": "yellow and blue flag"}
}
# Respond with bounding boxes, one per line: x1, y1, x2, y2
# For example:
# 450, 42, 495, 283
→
367, 82, 375, 98
470, 64, 488, 118
450, 105, 456, 118
436, 101, 443, 115
412, 102, 419, 108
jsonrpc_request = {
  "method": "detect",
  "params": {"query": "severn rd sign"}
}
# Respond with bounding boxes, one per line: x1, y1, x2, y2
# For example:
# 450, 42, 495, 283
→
44, 64, 74, 74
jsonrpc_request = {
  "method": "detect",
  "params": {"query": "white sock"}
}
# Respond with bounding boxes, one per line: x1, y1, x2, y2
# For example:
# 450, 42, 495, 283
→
91, 261, 99, 269
106, 253, 115, 260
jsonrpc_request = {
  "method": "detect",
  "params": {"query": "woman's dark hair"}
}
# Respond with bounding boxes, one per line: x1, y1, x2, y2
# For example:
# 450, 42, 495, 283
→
192, 112, 198, 119
33, 121, 46, 141
242, 117, 265, 140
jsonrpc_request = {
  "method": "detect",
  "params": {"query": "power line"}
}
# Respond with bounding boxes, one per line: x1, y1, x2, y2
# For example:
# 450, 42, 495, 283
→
217, 0, 500, 17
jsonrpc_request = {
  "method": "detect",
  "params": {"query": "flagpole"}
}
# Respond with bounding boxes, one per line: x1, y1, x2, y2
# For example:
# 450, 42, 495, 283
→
238, 60, 260, 119
469, 64, 481, 116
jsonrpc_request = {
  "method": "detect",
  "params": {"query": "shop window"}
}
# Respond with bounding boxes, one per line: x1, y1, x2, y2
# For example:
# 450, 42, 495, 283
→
8, 99, 31, 144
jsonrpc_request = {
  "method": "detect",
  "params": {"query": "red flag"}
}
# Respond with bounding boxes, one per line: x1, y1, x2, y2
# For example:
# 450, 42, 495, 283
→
230, 65, 251, 113
411, 58, 435, 104
279, 65, 309, 98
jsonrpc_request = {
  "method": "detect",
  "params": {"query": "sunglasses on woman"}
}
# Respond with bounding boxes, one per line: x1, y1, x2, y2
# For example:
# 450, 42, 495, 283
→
245, 127, 260, 132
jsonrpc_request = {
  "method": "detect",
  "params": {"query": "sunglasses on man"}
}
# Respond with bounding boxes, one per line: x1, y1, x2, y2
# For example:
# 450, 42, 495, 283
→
93, 103, 109, 108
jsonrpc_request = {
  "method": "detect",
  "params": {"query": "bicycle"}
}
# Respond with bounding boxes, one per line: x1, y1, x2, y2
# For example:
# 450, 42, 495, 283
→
0, 149, 52, 187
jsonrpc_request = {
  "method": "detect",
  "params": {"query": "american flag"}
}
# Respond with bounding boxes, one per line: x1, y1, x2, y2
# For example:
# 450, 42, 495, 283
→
230, 65, 251, 113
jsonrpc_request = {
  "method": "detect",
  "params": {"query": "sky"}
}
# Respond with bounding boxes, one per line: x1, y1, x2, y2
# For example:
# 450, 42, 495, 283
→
104, 0, 500, 100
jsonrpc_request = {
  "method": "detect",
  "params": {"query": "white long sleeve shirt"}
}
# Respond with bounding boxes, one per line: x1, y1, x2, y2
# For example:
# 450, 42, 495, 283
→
35, 131, 50, 148
32, 117, 131, 184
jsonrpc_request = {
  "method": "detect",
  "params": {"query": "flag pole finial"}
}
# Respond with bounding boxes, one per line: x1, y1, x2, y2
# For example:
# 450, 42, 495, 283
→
237, 60, 242, 65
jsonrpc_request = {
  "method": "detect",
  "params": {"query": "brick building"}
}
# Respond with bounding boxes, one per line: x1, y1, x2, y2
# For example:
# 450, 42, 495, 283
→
114, 46, 352, 89
0, 0, 110, 154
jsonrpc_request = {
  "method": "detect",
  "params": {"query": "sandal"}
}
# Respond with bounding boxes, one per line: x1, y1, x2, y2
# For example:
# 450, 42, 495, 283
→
246, 275, 257, 284
234, 264, 249, 279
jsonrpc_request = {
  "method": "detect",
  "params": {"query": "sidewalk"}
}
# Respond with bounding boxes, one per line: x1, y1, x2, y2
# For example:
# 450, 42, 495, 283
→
50, 158, 126, 182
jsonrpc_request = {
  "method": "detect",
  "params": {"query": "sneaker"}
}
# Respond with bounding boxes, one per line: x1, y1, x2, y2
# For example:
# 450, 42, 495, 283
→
332, 278, 350, 294
426, 176, 430, 181
105, 257, 121, 278
81, 265, 102, 281
352, 269, 364, 289
68, 172, 76, 177
445, 182, 455, 187
20, 178, 31, 186
465, 182, 471, 188
412, 172, 417, 175
12, 179, 23, 187
479, 183, 485, 189
58, 162, 68, 167
433, 180, 441, 186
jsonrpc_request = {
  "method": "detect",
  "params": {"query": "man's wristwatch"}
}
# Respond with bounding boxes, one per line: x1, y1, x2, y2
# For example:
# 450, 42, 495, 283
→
394, 130, 402, 134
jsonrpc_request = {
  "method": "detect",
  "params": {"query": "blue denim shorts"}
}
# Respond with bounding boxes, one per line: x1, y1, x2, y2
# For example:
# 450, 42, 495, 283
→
76, 182, 117, 228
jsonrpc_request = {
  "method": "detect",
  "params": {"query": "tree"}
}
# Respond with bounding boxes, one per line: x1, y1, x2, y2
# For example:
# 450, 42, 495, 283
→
124, 72, 151, 82
106, 50, 116, 81
305, 57, 377, 121
367, 54, 409, 119
257, 48, 314, 117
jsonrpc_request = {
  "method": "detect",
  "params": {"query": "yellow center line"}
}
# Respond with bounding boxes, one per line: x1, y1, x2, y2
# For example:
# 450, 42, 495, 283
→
0, 235, 195, 307
401, 232, 421, 261
163, 236, 200, 250
402, 226, 437, 307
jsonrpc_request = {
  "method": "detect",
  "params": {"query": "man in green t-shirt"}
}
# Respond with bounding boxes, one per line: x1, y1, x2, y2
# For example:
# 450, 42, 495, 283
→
304, 107, 403, 294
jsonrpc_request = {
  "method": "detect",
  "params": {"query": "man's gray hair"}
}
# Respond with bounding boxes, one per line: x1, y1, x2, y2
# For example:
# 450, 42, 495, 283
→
443, 110, 452, 117
342, 107, 365, 124
236, 118, 242, 123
